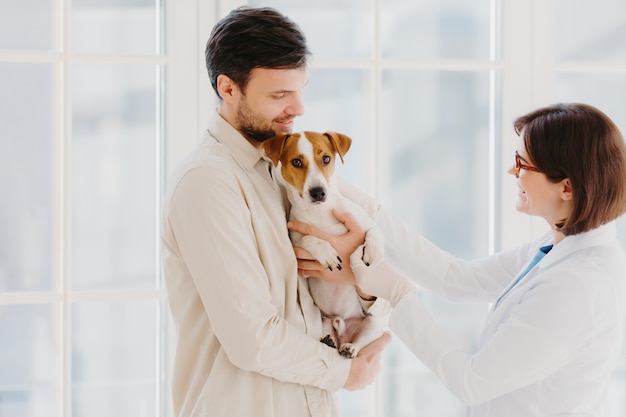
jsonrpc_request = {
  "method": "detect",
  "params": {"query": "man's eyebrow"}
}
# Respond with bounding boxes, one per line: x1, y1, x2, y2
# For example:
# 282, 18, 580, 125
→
268, 79, 309, 94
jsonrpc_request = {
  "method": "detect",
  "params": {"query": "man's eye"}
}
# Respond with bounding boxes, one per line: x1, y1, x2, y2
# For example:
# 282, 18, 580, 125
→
273, 92, 286, 99
322, 155, 331, 165
291, 158, 303, 168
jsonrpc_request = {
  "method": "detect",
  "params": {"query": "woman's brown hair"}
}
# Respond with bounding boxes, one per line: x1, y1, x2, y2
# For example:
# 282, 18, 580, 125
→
514, 103, 626, 235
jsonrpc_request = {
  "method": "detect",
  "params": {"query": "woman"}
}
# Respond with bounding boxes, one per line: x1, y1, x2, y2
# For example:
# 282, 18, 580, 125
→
290, 103, 626, 416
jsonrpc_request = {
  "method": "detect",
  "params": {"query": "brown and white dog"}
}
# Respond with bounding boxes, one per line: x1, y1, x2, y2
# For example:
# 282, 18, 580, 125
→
263, 131, 384, 358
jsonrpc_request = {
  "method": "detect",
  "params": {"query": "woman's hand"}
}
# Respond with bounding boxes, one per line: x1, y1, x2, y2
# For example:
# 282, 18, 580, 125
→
350, 239, 418, 307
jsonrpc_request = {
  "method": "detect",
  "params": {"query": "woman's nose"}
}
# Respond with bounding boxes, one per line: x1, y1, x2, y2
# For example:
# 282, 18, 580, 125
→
507, 164, 516, 177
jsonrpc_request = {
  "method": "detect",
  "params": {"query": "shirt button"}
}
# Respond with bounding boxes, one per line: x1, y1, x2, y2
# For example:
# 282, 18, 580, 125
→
311, 401, 318, 409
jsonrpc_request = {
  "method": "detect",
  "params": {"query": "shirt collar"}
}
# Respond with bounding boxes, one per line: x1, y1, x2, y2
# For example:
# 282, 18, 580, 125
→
206, 108, 267, 171
535, 221, 618, 268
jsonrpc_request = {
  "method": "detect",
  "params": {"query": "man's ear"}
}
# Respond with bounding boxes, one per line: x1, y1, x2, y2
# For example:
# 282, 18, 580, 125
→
217, 74, 238, 101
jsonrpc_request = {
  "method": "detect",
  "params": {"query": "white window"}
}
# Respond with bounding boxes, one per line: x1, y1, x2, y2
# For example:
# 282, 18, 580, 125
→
0, 0, 169, 416
1, 0, 626, 416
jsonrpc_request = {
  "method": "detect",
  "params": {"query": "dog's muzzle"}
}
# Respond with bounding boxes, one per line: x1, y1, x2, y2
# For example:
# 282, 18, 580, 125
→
309, 186, 326, 203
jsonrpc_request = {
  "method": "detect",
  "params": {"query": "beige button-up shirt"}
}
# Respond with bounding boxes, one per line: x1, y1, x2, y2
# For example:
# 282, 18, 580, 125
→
161, 112, 352, 417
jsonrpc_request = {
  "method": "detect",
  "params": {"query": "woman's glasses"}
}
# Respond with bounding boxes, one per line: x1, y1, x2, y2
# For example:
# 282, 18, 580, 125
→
515, 151, 542, 178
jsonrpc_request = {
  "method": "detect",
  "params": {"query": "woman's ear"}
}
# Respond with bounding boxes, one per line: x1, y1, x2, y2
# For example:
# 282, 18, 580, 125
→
561, 178, 573, 201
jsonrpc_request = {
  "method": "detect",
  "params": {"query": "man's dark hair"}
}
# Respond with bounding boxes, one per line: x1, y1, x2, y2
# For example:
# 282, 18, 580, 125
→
205, 7, 310, 99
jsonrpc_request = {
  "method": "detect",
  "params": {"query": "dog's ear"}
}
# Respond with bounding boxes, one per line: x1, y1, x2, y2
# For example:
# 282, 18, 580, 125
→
262, 134, 290, 166
323, 131, 352, 164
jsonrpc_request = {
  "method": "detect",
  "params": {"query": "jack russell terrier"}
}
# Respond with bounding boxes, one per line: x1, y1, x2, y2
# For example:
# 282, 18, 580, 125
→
263, 131, 384, 358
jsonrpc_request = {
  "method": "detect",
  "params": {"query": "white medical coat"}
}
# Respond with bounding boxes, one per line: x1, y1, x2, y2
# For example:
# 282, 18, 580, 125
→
379, 207, 626, 416
341, 182, 626, 416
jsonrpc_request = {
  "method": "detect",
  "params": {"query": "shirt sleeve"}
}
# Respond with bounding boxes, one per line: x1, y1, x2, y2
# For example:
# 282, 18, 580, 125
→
389, 271, 595, 405
166, 163, 350, 390
337, 179, 522, 302
372, 204, 531, 303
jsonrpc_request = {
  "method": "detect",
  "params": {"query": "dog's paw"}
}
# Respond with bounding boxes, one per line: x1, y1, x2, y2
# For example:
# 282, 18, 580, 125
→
303, 237, 342, 271
338, 343, 358, 358
320, 334, 337, 349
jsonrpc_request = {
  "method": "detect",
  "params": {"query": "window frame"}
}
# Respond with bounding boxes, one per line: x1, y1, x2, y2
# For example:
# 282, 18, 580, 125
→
0, 0, 186, 415
190, 0, 626, 416
3, 0, 624, 416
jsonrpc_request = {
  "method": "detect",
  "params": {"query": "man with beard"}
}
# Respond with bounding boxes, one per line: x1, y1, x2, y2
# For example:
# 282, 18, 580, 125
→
161, 7, 391, 417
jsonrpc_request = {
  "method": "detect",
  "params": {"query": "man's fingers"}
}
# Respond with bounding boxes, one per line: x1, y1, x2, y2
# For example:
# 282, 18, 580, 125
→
297, 259, 325, 271
358, 331, 392, 359
331, 209, 352, 224
288, 220, 332, 240
375, 331, 392, 349
297, 268, 323, 279
331, 210, 365, 234
293, 246, 314, 260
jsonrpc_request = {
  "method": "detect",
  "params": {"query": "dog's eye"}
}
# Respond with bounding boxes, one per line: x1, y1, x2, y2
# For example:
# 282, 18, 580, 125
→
291, 158, 303, 168
322, 155, 331, 165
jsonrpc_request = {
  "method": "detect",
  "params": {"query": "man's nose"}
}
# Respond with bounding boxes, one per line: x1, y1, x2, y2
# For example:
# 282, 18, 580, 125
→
287, 91, 305, 116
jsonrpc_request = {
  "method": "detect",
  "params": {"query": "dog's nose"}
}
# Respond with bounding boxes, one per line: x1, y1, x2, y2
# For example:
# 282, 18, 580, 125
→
309, 186, 326, 202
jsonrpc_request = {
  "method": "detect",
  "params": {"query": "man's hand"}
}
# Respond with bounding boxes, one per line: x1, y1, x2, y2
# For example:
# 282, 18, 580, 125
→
288, 210, 366, 286
343, 331, 392, 390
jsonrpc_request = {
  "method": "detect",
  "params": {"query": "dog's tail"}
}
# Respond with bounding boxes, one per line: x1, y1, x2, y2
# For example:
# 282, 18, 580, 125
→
332, 317, 346, 337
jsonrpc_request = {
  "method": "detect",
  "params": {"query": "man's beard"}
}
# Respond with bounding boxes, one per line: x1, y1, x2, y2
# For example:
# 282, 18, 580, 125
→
236, 98, 291, 143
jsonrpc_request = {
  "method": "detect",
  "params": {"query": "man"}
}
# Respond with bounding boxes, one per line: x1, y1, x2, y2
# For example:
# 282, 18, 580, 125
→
161, 7, 390, 417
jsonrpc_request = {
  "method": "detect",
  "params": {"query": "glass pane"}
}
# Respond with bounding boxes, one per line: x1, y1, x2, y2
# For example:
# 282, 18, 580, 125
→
379, 69, 491, 416
381, 340, 463, 416
0, 63, 53, 292
0, 304, 55, 417
297, 68, 373, 190
607, 366, 626, 417
381, 297, 488, 416
336, 385, 375, 417
71, 63, 159, 290
381, 0, 492, 60
72, 0, 162, 55
380, 70, 490, 257
72, 300, 159, 417
555, 73, 626, 417
555, 73, 626, 140
248, 0, 373, 60
0, 0, 53, 50
556, 0, 626, 63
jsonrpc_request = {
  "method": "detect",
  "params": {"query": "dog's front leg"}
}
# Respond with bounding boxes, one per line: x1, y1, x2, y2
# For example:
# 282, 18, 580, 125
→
298, 235, 342, 271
